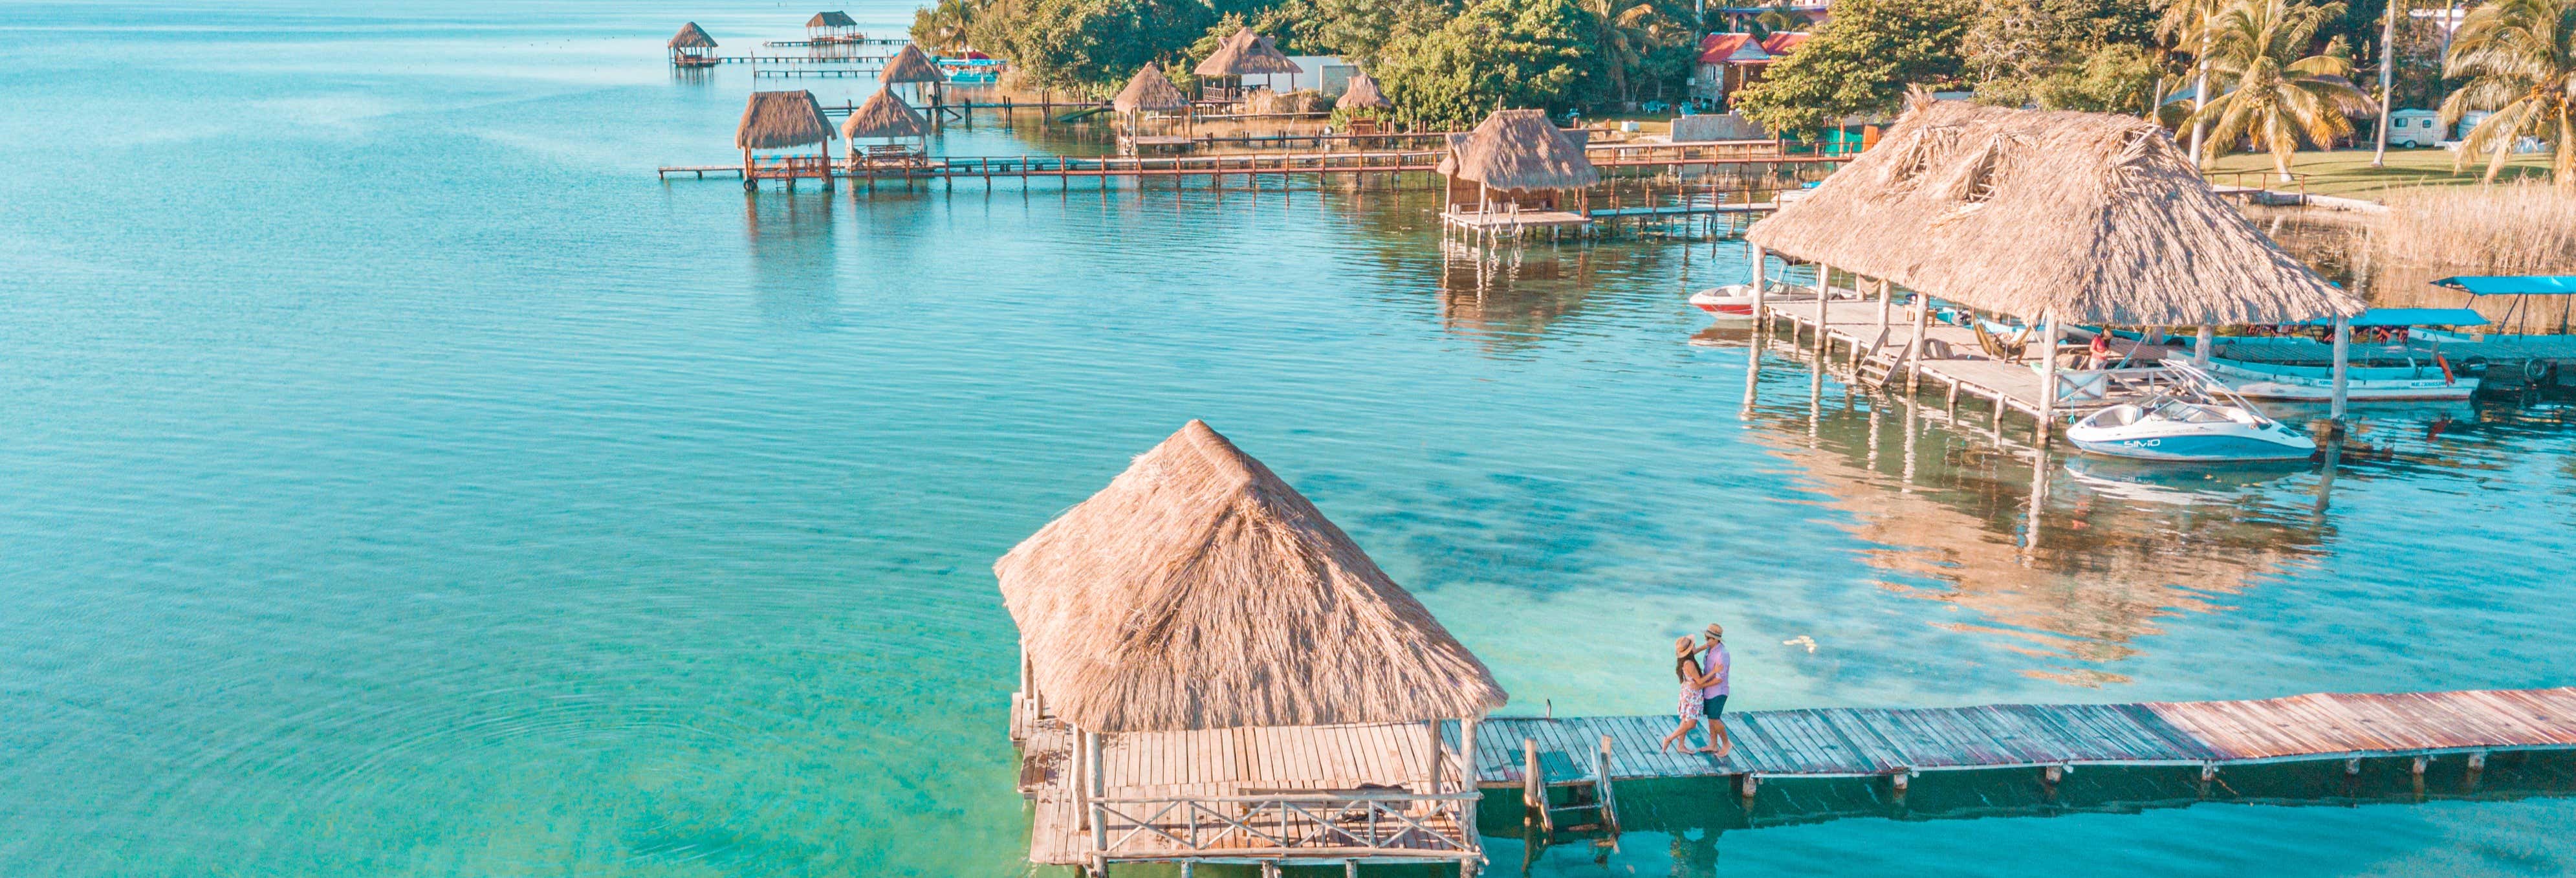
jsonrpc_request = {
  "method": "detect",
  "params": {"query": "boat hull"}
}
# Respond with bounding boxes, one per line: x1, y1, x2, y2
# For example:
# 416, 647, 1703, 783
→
2067, 432, 2317, 463
2203, 360, 2477, 401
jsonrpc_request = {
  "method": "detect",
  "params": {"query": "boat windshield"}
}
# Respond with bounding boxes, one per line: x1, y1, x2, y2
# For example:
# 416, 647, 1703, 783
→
2152, 401, 2235, 424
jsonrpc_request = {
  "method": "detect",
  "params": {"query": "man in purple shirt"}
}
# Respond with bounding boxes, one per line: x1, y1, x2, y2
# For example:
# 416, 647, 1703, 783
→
1699, 623, 1732, 757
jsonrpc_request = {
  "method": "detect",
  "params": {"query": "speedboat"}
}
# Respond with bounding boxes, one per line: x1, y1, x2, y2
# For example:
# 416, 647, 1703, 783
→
2065, 367, 2317, 463
1687, 281, 1859, 320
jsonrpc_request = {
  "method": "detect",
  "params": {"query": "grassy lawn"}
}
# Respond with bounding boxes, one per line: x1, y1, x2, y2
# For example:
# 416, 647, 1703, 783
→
2201, 147, 2555, 198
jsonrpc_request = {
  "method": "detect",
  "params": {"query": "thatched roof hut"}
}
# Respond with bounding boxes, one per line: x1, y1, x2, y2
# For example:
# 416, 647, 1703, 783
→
879, 44, 945, 85
668, 22, 717, 50
807, 10, 858, 28
1435, 109, 1599, 191
1336, 71, 1392, 111
1194, 27, 1302, 76
1746, 102, 2363, 325
842, 87, 928, 140
736, 91, 836, 149
1112, 65, 1190, 114
995, 420, 1506, 733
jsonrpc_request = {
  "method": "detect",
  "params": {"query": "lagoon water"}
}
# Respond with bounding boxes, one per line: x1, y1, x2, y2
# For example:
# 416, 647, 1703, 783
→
4, 2, 2574, 875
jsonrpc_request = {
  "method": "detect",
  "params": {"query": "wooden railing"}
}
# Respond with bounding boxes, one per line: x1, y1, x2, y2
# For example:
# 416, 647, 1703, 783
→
1089, 791, 1479, 859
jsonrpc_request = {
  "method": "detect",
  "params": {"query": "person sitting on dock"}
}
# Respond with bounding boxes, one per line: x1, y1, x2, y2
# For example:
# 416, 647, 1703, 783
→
2086, 332, 2115, 370
1699, 623, 1732, 757
1659, 637, 1715, 753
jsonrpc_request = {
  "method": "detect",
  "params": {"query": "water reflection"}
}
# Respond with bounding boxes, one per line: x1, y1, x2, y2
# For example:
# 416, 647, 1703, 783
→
1435, 240, 1606, 344
741, 191, 840, 329
1743, 353, 2328, 685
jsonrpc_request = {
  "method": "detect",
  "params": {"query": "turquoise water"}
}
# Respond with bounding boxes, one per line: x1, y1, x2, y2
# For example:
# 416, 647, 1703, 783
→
3, 3, 2573, 875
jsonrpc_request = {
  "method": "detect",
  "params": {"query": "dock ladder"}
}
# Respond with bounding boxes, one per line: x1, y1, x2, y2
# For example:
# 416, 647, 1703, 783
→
1520, 735, 1621, 839
1856, 328, 1906, 390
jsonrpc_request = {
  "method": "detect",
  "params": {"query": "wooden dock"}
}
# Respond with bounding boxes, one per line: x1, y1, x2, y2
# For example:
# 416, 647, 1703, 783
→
1476, 687, 2576, 793
1762, 296, 2191, 437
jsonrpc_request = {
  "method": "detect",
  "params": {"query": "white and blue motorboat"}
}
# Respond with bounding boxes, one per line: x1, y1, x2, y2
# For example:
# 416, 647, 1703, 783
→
2065, 367, 2317, 463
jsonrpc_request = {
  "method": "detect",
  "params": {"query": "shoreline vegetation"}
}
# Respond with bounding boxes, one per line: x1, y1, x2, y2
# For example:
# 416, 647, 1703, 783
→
911, 0, 2564, 199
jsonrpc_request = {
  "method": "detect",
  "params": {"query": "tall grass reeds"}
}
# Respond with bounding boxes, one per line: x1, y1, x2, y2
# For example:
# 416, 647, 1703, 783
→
2374, 182, 2576, 273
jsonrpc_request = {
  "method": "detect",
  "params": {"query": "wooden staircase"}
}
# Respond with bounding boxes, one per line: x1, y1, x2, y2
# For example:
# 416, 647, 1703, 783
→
1855, 327, 1906, 390
1520, 735, 1621, 839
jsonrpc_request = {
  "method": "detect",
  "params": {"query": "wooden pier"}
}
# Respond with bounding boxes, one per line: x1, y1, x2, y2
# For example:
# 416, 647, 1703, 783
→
1478, 687, 2576, 796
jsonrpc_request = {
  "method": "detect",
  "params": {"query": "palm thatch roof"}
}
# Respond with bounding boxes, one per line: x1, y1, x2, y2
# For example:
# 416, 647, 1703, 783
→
669, 22, 717, 50
1336, 72, 1392, 110
736, 91, 836, 149
1194, 28, 1302, 76
807, 10, 858, 28
1434, 109, 1599, 191
842, 87, 928, 139
995, 420, 1507, 733
1113, 65, 1190, 114
879, 43, 945, 85
1745, 102, 2363, 325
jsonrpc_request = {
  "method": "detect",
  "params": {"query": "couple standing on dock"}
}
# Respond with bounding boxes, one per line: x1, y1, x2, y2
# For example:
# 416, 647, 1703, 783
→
1659, 623, 1732, 756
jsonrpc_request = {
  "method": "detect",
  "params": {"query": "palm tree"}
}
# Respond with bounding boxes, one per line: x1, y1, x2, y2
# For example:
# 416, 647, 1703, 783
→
1581, 0, 1661, 110
2440, 0, 2576, 193
2158, 0, 2236, 163
2189, 0, 2372, 181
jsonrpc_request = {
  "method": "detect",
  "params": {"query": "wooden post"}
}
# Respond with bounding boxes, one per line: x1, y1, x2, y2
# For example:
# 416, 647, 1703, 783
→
1749, 245, 1769, 329
2194, 324, 2214, 367
2330, 314, 2352, 424
2035, 313, 2062, 444
1522, 738, 1545, 830
1875, 278, 1893, 338
1424, 719, 1445, 795
1907, 289, 1930, 391
1815, 266, 1833, 355
1738, 773, 1758, 800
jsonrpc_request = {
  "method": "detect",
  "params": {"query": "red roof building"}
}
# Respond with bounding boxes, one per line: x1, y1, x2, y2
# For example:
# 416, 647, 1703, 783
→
1760, 32, 1809, 55
1693, 33, 1775, 104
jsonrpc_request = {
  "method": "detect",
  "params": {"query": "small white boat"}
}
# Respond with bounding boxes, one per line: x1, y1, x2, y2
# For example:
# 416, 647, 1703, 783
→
1687, 281, 1860, 320
2066, 368, 2317, 463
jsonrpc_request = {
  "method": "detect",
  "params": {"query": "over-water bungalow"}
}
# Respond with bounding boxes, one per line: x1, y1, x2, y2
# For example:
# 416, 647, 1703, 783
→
842, 86, 930, 171
1193, 27, 1302, 103
1335, 71, 1393, 135
1742, 101, 2367, 432
805, 10, 861, 42
736, 90, 837, 191
1001, 420, 1504, 875
877, 43, 948, 107
1111, 65, 1192, 153
668, 22, 719, 68
1437, 109, 1600, 234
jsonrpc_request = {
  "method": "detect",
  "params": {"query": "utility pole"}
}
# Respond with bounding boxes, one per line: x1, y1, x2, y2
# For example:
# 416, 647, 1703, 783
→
2372, 0, 2403, 167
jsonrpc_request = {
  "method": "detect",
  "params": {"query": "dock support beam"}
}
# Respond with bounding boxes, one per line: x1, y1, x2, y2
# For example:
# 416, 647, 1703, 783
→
1523, 738, 1547, 831
1906, 291, 1930, 392
2035, 313, 2062, 444
2330, 314, 2352, 426
2193, 324, 2213, 368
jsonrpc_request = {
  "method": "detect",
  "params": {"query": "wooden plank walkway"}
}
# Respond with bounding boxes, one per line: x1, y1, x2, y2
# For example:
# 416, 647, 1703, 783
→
1473, 687, 2576, 788
1021, 719, 1476, 868
1764, 296, 2184, 432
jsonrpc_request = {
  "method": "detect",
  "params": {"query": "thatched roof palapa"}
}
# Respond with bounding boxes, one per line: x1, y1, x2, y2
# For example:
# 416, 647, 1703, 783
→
879, 43, 946, 85
669, 22, 717, 50
807, 10, 858, 28
1435, 109, 1599, 191
736, 91, 836, 149
842, 87, 928, 139
1113, 65, 1190, 114
1336, 71, 1392, 110
1746, 102, 2363, 325
1194, 27, 1302, 76
995, 421, 1507, 733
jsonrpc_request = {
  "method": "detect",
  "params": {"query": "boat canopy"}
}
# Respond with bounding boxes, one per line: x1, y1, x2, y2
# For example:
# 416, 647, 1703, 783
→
2433, 276, 2576, 296
2293, 307, 2489, 327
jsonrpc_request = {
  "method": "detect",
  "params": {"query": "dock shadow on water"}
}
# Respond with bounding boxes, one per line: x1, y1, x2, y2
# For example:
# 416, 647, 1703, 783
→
742, 191, 840, 329
1479, 752, 2576, 877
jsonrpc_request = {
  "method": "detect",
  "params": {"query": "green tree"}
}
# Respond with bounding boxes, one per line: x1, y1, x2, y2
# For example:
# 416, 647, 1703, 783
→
912, 0, 978, 54
2188, 0, 2370, 179
1965, 0, 2161, 111
1733, 0, 1978, 133
1262, 0, 1456, 67
2440, 0, 2576, 192
1580, 0, 1697, 108
1376, 0, 1598, 127
932, 0, 1225, 91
